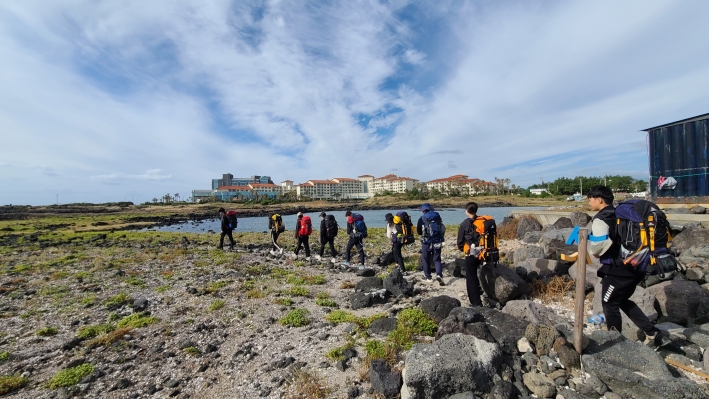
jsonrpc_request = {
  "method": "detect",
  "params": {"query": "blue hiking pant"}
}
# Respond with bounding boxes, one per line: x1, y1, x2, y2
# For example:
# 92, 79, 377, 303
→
421, 242, 442, 278
345, 236, 365, 265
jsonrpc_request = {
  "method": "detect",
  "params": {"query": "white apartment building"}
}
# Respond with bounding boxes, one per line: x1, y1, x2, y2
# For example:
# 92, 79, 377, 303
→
365, 174, 419, 195
426, 175, 495, 195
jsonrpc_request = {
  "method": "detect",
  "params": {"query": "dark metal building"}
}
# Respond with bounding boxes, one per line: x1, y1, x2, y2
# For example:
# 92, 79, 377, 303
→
642, 113, 709, 202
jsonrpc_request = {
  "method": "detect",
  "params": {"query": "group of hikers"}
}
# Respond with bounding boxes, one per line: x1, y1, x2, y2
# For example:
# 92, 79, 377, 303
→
217, 186, 678, 348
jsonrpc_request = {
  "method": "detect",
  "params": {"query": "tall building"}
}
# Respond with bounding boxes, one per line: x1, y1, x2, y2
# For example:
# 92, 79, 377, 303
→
211, 174, 273, 189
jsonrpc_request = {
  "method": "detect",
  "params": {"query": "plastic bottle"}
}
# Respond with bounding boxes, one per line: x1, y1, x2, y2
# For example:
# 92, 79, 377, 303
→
589, 314, 605, 324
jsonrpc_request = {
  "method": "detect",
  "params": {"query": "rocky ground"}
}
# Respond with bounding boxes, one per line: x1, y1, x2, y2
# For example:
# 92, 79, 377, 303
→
2, 209, 709, 399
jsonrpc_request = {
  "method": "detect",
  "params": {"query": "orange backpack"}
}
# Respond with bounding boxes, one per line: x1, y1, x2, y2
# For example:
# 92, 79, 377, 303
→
464, 215, 499, 263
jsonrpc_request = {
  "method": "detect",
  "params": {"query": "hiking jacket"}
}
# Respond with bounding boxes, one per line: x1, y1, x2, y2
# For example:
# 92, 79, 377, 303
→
268, 217, 276, 232
220, 214, 231, 233
456, 217, 479, 252
319, 218, 327, 241
294, 219, 302, 239
386, 222, 397, 242
593, 205, 640, 278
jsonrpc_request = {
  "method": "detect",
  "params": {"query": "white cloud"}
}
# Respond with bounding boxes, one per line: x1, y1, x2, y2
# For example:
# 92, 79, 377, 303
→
1, 0, 708, 205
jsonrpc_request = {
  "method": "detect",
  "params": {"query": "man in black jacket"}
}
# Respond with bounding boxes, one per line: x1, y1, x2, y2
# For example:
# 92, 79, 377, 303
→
217, 208, 235, 250
318, 212, 337, 258
456, 203, 484, 307
588, 185, 670, 348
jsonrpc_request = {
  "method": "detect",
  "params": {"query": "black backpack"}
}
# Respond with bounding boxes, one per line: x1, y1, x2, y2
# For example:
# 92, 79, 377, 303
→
615, 199, 677, 279
226, 210, 238, 230
326, 215, 339, 238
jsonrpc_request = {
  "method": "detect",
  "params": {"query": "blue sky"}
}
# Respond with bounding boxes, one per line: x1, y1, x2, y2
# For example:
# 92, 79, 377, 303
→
1, 0, 709, 205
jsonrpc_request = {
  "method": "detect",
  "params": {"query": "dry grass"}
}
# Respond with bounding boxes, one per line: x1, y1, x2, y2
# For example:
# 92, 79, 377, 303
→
87, 327, 133, 347
497, 217, 520, 240
531, 275, 575, 303
339, 281, 356, 289
283, 369, 331, 399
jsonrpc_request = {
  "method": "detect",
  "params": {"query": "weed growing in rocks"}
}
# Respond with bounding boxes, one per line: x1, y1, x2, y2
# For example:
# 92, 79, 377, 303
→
325, 310, 358, 324
315, 292, 338, 307
0, 375, 28, 395
116, 313, 158, 329
339, 281, 356, 289
273, 297, 293, 306
0, 352, 9, 361
279, 308, 310, 327
204, 280, 231, 295
246, 288, 267, 298
47, 364, 93, 388
156, 284, 171, 293
88, 327, 132, 347
532, 275, 575, 303
209, 299, 225, 311
104, 292, 130, 308
284, 369, 330, 399
36, 327, 58, 337
184, 346, 201, 356
325, 340, 355, 361
288, 286, 310, 297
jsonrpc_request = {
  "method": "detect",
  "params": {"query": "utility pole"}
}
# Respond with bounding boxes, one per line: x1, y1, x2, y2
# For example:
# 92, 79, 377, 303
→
580, 178, 583, 196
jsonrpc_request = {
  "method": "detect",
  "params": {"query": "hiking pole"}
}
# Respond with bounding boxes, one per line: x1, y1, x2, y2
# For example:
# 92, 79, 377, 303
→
574, 228, 588, 355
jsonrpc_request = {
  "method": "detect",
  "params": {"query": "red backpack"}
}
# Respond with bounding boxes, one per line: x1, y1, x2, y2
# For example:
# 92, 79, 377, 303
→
298, 216, 313, 236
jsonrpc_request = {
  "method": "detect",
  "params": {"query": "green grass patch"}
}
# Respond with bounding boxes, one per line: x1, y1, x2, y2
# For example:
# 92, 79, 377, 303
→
0, 352, 9, 361
288, 286, 310, 297
76, 324, 114, 339
116, 313, 158, 329
156, 284, 171, 293
273, 297, 293, 306
365, 340, 387, 359
209, 299, 225, 312
0, 375, 28, 395
104, 292, 130, 308
397, 308, 437, 336
246, 288, 266, 298
36, 327, 58, 337
47, 364, 93, 389
205, 280, 230, 294
279, 308, 310, 327
126, 276, 145, 287
325, 310, 358, 324
270, 267, 291, 279
80, 295, 96, 307
184, 346, 201, 356
315, 298, 338, 308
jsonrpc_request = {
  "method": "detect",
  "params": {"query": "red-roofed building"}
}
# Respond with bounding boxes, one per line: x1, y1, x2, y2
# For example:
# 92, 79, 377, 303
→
426, 175, 495, 195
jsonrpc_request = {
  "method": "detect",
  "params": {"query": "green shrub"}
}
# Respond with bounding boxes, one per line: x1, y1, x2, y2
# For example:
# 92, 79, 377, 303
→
0, 375, 28, 395
246, 288, 266, 298
325, 310, 358, 324
0, 352, 9, 361
47, 364, 93, 388
365, 340, 387, 360
397, 308, 437, 336
77, 324, 114, 339
36, 327, 58, 337
116, 313, 158, 329
315, 298, 338, 308
279, 309, 310, 327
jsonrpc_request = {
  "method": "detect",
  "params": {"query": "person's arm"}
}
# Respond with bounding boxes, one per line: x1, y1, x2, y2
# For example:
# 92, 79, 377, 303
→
268, 218, 273, 230
416, 217, 424, 236
295, 220, 300, 238
456, 221, 467, 251
589, 218, 612, 257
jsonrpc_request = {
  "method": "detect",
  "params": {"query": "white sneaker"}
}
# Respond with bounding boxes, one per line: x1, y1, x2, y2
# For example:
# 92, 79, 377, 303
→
422, 277, 433, 283
305, 256, 311, 261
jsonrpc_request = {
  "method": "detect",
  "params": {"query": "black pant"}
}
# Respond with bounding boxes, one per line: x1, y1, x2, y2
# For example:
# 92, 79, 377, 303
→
219, 231, 234, 248
601, 274, 656, 334
295, 236, 310, 257
392, 241, 405, 270
464, 256, 483, 306
319, 236, 337, 257
271, 231, 281, 250
345, 236, 365, 265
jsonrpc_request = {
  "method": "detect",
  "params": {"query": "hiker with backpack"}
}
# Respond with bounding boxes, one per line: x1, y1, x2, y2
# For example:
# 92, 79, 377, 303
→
386, 212, 413, 272
217, 208, 236, 251
268, 213, 285, 254
294, 212, 312, 259
342, 210, 366, 268
587, 185, 672, 348
416, 203, 445, 284
318, 212, 339, 259
456, 202, 497, 307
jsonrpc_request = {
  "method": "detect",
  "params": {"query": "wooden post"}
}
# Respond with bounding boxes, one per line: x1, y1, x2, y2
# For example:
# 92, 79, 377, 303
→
574, 228, 588, 354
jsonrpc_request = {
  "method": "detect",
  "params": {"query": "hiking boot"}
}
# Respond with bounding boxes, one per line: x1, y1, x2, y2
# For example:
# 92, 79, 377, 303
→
422, 277, 433, 283
314, 255, 322, 261
341, 261, 351, 267
217, 245, 223, 250
305, 256, 311, 261
645, 330, 672, 349
358, 265, 365, 270
435, 275, 445, 286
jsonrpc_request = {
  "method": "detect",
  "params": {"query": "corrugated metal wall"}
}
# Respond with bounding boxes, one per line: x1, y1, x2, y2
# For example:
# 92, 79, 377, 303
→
648, 117, 709, 200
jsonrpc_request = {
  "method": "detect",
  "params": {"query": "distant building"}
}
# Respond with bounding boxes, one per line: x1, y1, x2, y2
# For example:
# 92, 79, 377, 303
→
211, 173, 273, 189
530, 188, 549, 195
642, 113, 709, 202
425, 175, 495, 195
368, 174, 419, 195
295, 178, 368, 200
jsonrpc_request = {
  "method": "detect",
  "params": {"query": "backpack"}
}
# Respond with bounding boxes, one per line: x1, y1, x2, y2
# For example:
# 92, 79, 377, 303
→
615, 199, 677, 279
226, 210, 238, 230
421, 211, 444, 244
351, 213, 368, 239
470, 216, 499, 263
394, 211, 415, 245
298, 216, 313, 237
271, 214, 285, 233
326, 215, 339, 238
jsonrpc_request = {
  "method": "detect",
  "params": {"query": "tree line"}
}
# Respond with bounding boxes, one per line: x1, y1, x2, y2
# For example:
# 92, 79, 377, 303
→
528, 175, 648, 195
